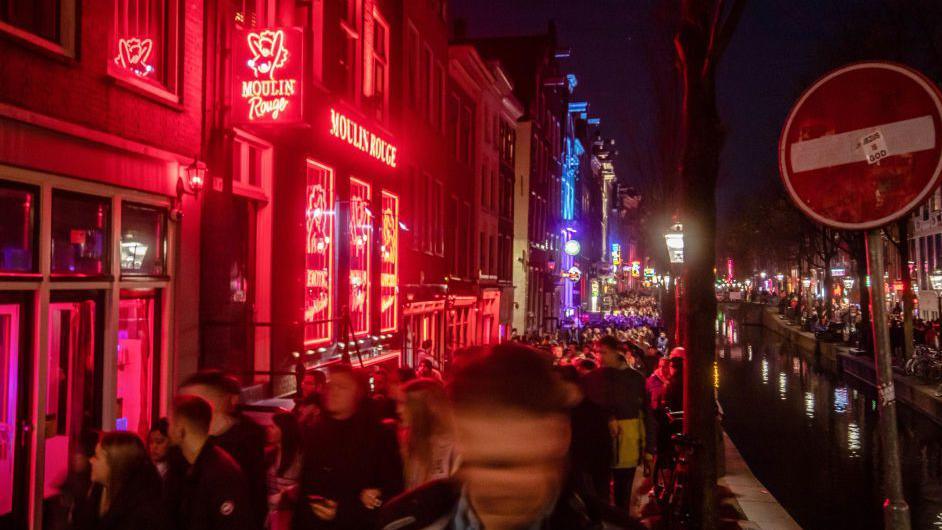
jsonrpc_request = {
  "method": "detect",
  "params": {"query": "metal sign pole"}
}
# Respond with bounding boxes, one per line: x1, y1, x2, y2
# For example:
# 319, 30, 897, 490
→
866, 228, 911, 530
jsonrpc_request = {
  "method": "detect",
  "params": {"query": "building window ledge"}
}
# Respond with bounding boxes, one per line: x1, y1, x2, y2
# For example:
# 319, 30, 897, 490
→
107, 66, 184, 111
0, 20, 75, 61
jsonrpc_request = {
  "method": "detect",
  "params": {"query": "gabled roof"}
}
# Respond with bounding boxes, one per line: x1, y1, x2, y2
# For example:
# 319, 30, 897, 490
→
456, 34, 556, 108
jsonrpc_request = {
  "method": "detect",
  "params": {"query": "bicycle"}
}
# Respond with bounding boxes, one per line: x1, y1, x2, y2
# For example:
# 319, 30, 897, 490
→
651, 410, 700, 528
905, 344, 942, 382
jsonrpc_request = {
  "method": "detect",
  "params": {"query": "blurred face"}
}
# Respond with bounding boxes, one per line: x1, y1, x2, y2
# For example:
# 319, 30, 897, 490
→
600, 346, 619, 367
148, 430, 170, 462
669, 360, 682, 379
657, 358, 671, 376
455, 408, 570, 529
300, 374, 318, 399
89, 443, 110, 485
324, 372, 360, 419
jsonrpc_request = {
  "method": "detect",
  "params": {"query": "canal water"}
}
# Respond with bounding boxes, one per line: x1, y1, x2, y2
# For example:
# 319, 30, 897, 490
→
717, 312, 942, 529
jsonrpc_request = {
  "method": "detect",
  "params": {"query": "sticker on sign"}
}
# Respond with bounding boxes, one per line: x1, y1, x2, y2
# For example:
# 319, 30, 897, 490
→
860, 129, 888, 164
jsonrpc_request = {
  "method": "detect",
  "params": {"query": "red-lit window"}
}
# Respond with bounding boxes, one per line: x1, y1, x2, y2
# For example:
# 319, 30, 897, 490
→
405, 24, 419, 110
380, 191, 398, 332
0, 180, 37, 274
349, 178, 371, 337
120, 202, 167, 277
366, 9, 389, 122
51, 191, 111, 277
111, 0, 180, 95
0, 0, 76, 55
305, 162, 334, 346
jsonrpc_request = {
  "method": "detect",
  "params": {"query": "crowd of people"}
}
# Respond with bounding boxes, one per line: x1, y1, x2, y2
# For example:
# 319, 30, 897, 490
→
55, 293, 679, 530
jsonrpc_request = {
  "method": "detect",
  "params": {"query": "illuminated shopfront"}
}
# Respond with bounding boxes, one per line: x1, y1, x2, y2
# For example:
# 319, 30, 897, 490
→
380, 191, 399, 332
305, 162, 334, 346
349, 178, 372, 337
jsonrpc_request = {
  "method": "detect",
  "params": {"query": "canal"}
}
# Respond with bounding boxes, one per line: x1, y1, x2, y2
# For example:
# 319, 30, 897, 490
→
717, 312, 942, 529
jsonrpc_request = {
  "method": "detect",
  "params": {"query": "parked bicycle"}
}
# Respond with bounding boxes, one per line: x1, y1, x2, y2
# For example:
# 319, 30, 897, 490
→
651, 409, 700, 528
905, 344, 942, 382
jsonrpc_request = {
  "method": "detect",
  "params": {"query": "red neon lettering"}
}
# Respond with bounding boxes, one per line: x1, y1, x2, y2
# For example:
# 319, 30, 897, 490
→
329, 108, 398, 168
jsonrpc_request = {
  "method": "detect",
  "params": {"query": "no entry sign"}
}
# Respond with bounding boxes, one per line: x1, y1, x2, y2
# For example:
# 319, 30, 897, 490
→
779, 62, 942, 230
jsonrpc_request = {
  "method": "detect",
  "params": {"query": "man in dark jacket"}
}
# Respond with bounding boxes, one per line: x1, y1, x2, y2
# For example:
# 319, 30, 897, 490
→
165, 394, 255, 530
179, 370, 268, 528
294, 364, 404, 530
582, 335, 647, 509
379, 345, 638, 530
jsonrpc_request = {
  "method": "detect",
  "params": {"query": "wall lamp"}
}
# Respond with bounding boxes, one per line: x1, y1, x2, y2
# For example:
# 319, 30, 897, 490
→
172, 158, 207, 220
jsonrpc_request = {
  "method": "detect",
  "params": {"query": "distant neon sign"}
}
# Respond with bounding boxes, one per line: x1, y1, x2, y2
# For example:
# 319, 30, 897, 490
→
631, 261, 641, 278
305, 162, 333, 345
349, 178, 372, 336
329, 108, 398, 168
611, 243, 622, 267
380, 191, 399, 332
114, 38, 154, 77
233, 28, 303, 123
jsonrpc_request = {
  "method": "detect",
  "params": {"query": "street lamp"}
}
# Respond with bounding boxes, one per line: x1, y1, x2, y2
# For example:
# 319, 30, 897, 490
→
664, 223, 685, 264
664, 223, 684, 345
930, 269, 942, 319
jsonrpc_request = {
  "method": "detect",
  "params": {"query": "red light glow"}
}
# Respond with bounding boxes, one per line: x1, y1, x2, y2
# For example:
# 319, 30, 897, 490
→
380, 191, 398, 332
305, 162, 334, 345
114, 37, 154, 77
233, 28, 303, 123
349, 178, 372, 336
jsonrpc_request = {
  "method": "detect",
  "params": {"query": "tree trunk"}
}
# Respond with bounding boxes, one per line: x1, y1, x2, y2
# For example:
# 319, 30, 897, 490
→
898, 219, 915, 361
677, 9, 719, 529
824, 252, 834, 319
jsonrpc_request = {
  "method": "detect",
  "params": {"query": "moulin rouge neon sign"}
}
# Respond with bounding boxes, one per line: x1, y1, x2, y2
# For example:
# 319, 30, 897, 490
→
234, 28, 303, 123
329, 109, 398, 168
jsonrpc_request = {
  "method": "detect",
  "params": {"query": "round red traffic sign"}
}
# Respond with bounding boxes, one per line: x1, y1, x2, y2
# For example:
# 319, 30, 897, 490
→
779, 62, 942, 230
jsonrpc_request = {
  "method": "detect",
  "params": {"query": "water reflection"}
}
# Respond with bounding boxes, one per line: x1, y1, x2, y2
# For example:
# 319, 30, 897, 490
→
718, 309, 942, 529
834, 386, 848, 414
847, 422, 863, 458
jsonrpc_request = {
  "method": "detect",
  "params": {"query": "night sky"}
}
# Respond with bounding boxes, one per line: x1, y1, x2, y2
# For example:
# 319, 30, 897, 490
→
449, 0, 942, 225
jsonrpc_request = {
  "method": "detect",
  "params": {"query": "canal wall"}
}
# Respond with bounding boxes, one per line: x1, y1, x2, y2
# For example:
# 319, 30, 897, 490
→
745, 302, 942, 426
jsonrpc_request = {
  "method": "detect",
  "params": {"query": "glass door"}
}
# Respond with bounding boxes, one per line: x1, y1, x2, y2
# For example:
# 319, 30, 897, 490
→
0, 303, 21, 528
116, 291, 159, 437
42, 293, 101, 529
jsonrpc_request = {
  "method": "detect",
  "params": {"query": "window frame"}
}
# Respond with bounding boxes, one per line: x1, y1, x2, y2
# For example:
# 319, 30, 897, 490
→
0, 0, 77, 59
107, 0, 183, 106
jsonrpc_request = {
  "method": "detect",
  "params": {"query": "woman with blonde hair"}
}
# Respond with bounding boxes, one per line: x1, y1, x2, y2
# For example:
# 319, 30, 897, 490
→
397, 378, 459, 489
80, 431, 168, 530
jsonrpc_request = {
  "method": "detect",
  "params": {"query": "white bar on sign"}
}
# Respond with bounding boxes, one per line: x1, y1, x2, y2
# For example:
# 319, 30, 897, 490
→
790, 115, 935, 173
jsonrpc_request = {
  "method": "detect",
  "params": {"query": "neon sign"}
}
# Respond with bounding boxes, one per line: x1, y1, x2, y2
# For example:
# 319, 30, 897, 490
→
305, 162, 334, 345
114, 38, 154, 77
611, 243, 622, 267
631, 261, 641, 278
329, 108, 398, 168
566, 266, 582, 282
234, 28, 303, 123
349, 178, 372, 336
380, 191, 399, 332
